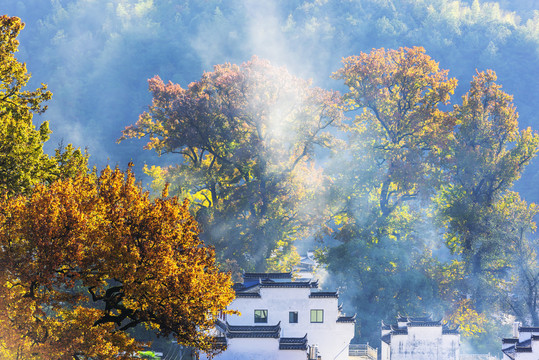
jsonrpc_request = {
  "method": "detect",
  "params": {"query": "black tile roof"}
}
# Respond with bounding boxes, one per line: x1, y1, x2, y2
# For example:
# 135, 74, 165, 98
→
408, 320, 442, 327
503, 331, 539, 357
397, 314, 435, 323
384, 315, 459, 336
279, 334, 308, 350
391, 329, 408, 335
520, 326, 539, 332
309, 291, 338, 298
215, 319, 281, 339
397, 315, 408, 323
235, 292, 261, 298
227, 322, 281, 333
502, 338, 535, 358
259, 280, 318, 288
337, 314, 356, 323
233, 278, 319, 293
243, 272, 293, 280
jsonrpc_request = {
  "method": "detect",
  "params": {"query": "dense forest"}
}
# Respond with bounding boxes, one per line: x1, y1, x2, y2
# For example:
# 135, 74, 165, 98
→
3, 0, 539, 357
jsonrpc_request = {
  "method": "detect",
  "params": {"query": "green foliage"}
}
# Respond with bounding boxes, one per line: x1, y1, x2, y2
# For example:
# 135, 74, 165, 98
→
333, 47, 457, 216
325, 209, 443, 344
328, 46, 539, 349
0, 15, 53, 195
435, 70, 539, 311
324, 49, 459, 344
0, 15, 88, 196
138, 350, 160, 359
494, 193, 539, 325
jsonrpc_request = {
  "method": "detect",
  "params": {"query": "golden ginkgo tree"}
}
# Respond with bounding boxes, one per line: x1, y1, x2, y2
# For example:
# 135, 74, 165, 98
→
0, 166, 235, 359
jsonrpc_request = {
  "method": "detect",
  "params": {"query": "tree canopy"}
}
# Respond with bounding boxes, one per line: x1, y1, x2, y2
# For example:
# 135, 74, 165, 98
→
0, 15, 53, 195
0, 166, 234, 359
436, 70, 539, 310
121, 46, 539, 351
121, 56, 344, 272
0, 15, 88, 196
323, 47, 539, 349
0, 16, 234, 359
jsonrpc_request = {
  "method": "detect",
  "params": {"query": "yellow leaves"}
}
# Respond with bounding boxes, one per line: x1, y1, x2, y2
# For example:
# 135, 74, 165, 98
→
266, 239, 301, 273
334, 212, 350, 227
0, 166, 235, 358
448, 299, 487, 338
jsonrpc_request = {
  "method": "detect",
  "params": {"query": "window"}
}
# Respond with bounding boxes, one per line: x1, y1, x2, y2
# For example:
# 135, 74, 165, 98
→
254, 309, 268, 323
310, 309, 324, 323
289, 311, 298, 323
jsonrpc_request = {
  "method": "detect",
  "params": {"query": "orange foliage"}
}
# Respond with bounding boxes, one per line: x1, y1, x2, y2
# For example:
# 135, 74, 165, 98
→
333, 47, 458, 216
0, 166, 234, 359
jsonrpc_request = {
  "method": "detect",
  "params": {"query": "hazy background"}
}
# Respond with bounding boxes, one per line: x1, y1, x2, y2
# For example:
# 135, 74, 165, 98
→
4, 0, 539, 197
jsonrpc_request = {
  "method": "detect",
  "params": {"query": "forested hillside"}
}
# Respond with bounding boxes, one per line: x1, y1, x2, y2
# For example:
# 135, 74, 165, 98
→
5, 0, 539, 197
3, 0, 539, 355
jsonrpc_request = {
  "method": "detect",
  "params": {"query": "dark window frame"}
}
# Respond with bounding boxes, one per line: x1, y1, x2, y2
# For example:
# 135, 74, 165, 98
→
254, 309, 268, 323
289, 311, 298, 323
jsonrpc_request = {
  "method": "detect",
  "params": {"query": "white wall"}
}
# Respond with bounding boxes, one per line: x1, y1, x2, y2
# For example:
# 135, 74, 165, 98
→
386, 328, 459, 360
381, 341, 390, 360
221, 286, 354, 360
200, 338, 306, 360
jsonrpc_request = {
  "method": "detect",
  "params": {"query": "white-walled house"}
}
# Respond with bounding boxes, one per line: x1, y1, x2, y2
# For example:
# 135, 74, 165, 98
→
201, 272, 357, 360
380, 315, 460, 360
295, 251, 317, 281
502, 323, 539, 360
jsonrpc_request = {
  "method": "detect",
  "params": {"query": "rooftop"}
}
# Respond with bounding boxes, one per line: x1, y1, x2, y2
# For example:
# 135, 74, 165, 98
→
337, 315, 356, 323
234, 273, 319, 295
519, 326, 539, 333
279, 334, 308, 350
243, 272, 293, 280
309, 291, 338, 298
383, 315, 458, 337
216, 319, 281, 339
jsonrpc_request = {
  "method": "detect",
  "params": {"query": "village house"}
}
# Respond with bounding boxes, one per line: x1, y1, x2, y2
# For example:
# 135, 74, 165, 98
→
200, 272, 374, 360
502, 323, 539, 360
380, 315, 460, 360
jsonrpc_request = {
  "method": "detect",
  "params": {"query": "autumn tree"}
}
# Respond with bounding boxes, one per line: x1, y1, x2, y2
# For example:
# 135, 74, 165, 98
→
436, 70, 539, 311
0, 166, 235, 359
332, 46, 457, 220
325, 47, 539, 349
120, 56, 344, 271
320, 47, 458, 342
